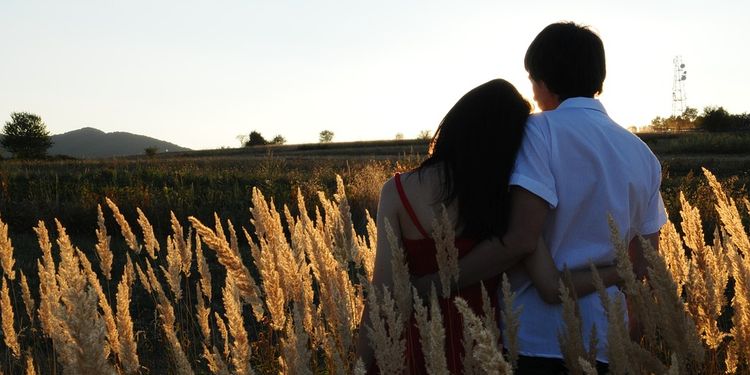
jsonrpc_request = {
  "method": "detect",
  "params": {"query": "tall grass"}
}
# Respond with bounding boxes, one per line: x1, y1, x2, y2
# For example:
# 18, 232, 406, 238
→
643, 131, 750, 155
0, 169, 747, 374
0, 156, 391, 236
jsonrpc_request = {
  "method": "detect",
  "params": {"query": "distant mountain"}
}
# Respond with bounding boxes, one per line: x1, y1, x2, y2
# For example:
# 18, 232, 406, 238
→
32, 127, 190, 158
0, 127, 190, 159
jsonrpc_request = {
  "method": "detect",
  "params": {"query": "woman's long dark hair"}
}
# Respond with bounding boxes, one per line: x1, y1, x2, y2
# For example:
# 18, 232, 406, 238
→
419, 79, 531, 240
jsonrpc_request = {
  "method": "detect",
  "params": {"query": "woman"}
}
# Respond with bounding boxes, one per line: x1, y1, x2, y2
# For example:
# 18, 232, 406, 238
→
356, 79, 621, 373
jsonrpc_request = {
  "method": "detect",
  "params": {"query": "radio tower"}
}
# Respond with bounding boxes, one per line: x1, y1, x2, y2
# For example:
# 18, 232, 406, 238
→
672, 56, 687, 117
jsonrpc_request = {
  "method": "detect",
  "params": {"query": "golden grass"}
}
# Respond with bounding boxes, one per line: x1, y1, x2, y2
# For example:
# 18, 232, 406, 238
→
223, 275, 252, 375
115, 265, 140, 374
160, 236, 183, 302
146, 260, 193, 374
1, 277, 20, 358
557, 277, 589, 375
412, 285, 448, 374
105, 197, 140, 254
190, 215, 265, 322
95, 204, 114, 281
454, 296, 512, 374
279, 304, 313, 375
0, 216, 16, 281
432, 205, 460, 299
363, 283, 406, 374
18, 271, 34, 323
385, 218, 412, 318
137, 208, 160, 260
77, 247, 120, 361
195, 235, 213, 301
0, 169, 747, 374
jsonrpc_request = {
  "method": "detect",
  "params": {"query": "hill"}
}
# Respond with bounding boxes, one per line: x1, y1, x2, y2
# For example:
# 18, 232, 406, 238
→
1, 127, 190, 158
48, 127, 190, 158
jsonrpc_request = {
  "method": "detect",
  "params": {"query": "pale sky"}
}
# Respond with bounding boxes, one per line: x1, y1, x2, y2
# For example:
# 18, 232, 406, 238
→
1, 1, 748, 150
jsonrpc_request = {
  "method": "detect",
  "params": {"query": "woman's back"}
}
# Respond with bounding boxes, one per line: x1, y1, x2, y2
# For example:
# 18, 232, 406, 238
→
391, 171, 500, 374
357, 79, 530, 373
391, 168, 450, 241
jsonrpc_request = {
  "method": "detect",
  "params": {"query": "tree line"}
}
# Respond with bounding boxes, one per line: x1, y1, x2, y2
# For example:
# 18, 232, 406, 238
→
240, 129, 434, 148
5, 107, 748, 160
644, 106, 750, 132
239, 130, 335, 147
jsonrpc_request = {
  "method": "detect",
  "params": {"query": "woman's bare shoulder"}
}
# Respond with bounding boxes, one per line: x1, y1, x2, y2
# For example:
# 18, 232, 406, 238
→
401, 165, 440, 182
380, 169, 427, 194
378, 175, 400, 211
400, 166, 442, 194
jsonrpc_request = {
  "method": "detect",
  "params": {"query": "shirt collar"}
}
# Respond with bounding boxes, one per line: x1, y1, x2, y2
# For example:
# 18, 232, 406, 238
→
556, 97, 607, 115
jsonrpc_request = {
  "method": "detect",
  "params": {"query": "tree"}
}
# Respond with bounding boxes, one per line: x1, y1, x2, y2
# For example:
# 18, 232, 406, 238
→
271, 134, 286, 145
697, 106, 734, 132
144, 146, 158, 158
682, 106, 699, 123
245, 131, 268, 146
417, 130, 432, 140
235, 134, 249, 147
319, 130, 334, 143
394, 133, 404, 140
1, 112, 53, 159
649, 116, 667, 132
737, 113, 750, 130
648, 109, 698, 133
668, 107, 699, 132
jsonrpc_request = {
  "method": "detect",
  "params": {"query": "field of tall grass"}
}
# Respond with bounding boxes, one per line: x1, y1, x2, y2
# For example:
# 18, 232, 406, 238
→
0, 167, 748, 374
0, 154, 416, 238
641, 131, 750, 156
0, 149, 747, 238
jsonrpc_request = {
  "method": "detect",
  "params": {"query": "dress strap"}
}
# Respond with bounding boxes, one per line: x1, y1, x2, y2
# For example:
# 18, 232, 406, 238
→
394, 173, 431, 239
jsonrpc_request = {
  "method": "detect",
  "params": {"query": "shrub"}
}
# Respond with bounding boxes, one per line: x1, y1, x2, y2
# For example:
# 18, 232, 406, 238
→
319, 130, 334, 143
144, 146, 158, 157
245, 131, 268, 146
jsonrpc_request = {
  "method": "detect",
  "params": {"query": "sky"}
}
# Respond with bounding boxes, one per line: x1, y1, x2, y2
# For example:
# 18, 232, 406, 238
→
1, 0, 748, 150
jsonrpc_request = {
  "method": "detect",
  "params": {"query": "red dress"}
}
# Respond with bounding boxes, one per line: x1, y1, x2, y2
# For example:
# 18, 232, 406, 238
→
384, 173, 501, 374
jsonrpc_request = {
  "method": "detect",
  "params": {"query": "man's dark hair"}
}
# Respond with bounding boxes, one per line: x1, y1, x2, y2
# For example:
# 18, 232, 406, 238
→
524, 22, 606, 100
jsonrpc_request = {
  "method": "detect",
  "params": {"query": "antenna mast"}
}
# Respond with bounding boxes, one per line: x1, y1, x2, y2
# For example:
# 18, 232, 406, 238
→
672, 56, 687, 117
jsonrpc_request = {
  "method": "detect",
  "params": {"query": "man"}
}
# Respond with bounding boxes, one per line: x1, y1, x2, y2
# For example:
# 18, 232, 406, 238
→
419, 22, 666, 374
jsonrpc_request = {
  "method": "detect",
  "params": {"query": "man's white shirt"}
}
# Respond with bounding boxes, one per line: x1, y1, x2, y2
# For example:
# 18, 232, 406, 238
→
505, 97, 667, 362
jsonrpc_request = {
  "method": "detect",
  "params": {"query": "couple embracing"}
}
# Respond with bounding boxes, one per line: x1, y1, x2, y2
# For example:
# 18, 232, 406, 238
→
357, 22, 666, 374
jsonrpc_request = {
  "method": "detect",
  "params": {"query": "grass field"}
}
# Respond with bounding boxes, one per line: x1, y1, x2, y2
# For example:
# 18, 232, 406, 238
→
0, 131, 749, 373
1, 131, 748, 237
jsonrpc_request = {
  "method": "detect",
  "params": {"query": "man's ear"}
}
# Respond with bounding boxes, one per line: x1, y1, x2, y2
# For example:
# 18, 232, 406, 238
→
542, 81, 562, 108
532, 79, 561, 111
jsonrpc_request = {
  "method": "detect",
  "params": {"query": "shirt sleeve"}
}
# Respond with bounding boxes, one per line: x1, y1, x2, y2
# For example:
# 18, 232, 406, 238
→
638, 160, 668, 235
509, 115, 558, 208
